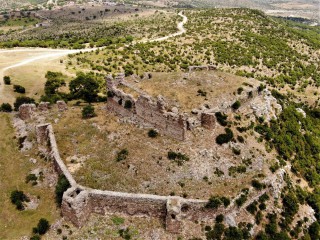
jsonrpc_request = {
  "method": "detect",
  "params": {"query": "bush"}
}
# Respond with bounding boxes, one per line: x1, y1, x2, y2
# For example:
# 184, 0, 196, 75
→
251, 179, 266, 190
216, 128, 234, 145
30, 235, 41, 240
33, 218, 50, 235
14, 96, 35, 111
148, 129, 158, 138
10, 190, 29, 210
216, 214, 224, 223
124, 100, 132, 109
167, 151, 189, 166
236, 193, 248, 207
246, 201, 258, 214
13, 85, 26, 93
116, 149, 129, 162
237, 87, 244, 94
215, 112, 228, 126
0, 103, 12, 112
25, 174, 38, 184
231, 100, 241, 110
205, 196, 222, 209
197, 89, 207, 97
3, 76, 11, 85
55, 175, 70, 207
237, 135, 245, 143
82, 105, 96, 119
69, 72, 99, 103
206, 196, 229, 209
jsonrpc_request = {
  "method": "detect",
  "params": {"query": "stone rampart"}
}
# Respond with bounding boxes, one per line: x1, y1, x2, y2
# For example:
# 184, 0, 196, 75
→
106, 74, 187, 141
135, 95, 186, 141
36, 123, 223, 233
36, 123, 77, 186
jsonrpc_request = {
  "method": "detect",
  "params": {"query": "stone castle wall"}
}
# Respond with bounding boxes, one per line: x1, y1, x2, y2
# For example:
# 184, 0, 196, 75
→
36, 123, 223, 233
106, 75, 187, 141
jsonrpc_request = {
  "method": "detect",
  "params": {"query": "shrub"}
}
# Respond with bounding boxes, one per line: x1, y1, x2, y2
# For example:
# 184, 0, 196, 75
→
237, 135, 245, 143
148, 129, 158, 138
197, 89, 207, 97
167, 151, 189, 165
258, 84, 266, 92
55, 175, 70, 207
237, 87, 244, 94
236, 193, 248, 207
216, 128, 234, 145
255, 211, 263, 225
13, 85, 26, 93
25, 174, 38, 185
232, 148, 241, 155
116, 149, 129, 162
124, 100, 132, 109
0, 103, 12, 112
221, 196, 231, 207
10, 190, 29, 210
258, 193, 270, 203
231, 100, 241, 110
33, 218, 50, 235
30, 235, 41, 240
14, 96, 35, 111
206, 196, 229, 209
251, 179, 266, 190
229, 165, 246, 176
215, 112, 228, 126
246, 201, 258, 214
205, 196, 222, 209
3, 76, 11, 85
82, 105, 96, 119
216, 214, 224, 223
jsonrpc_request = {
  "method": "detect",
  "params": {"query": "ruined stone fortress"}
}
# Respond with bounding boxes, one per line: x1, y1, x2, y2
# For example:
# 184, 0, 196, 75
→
17, 67, 284, 234
106, 72, 217, 141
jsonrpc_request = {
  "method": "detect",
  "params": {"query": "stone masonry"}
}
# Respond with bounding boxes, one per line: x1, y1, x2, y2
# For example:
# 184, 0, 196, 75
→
106, 74, 187, 141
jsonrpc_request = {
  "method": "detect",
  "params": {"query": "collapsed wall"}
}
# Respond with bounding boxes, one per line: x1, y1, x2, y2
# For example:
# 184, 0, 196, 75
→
36, 123, 224, 233
106, 74, 187, 141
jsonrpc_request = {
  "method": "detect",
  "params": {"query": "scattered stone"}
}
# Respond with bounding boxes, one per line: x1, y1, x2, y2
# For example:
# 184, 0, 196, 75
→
29, 158, 37, 164
296, 108, 306, 118
38, 102, 50, 111
19, 104, 36, 120
57, 100, 68, 111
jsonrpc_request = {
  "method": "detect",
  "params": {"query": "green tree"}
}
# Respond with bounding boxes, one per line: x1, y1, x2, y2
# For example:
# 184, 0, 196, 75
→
55, 175, 70, 207
13, 96, 35, 111
3, 76, 11, 85
69, 72, 99, 103
0, 103, 12, 112
82, 105, 96, 119
36, 218, 50, 235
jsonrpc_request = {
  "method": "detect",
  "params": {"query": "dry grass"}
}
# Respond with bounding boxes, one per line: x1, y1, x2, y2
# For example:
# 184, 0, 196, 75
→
0, 113, 59, 239
0, 50, 75, 104
129, 70, 249, 111
50, 101, 268, 200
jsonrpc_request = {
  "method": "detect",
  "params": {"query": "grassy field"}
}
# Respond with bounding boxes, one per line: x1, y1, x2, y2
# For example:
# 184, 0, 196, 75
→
0, 113, 59, 239
0, 49, 76, 104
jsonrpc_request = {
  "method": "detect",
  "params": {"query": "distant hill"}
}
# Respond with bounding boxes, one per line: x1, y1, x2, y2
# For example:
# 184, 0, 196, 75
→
0, 0, 47, 11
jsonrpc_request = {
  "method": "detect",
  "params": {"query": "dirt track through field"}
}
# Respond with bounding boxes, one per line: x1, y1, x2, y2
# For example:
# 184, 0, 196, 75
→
0, 12, 188, 103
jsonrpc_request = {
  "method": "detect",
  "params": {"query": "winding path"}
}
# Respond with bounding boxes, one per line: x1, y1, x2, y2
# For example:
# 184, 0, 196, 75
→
0, 12, 188, 103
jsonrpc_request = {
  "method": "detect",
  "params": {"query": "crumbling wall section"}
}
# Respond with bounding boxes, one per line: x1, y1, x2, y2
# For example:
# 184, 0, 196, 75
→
106, 75, 187, 140
135, 95, 186, 141
36, 123, 76, 186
